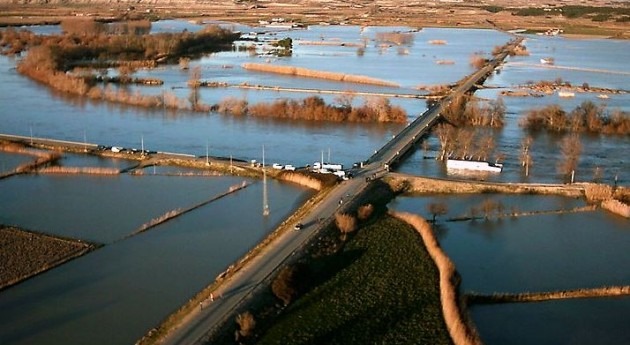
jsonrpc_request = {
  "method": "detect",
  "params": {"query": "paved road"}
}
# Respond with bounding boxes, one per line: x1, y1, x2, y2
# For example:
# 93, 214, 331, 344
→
161, 175, 369, 345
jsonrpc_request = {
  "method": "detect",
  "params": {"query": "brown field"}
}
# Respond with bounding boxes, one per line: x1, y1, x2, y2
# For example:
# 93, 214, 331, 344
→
0, 226, 94, 290
1, 0, 627, 39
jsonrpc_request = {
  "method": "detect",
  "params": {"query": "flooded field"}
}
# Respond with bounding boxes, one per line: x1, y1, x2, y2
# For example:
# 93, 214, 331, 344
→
0, 155, 313, 345
0, 21, 628, 345
391, 194, 629, 344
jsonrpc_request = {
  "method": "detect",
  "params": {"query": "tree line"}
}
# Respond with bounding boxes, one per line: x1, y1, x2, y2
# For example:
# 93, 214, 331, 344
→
215, 95, 407, 123
521, 101, 630, 135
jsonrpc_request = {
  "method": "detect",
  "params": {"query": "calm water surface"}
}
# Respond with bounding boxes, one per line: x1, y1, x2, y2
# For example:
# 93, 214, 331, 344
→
0, 168, 312, 345
391, 195, 629, 344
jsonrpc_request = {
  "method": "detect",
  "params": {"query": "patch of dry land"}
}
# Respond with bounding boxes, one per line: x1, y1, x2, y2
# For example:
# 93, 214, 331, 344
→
0, 226, 94, 290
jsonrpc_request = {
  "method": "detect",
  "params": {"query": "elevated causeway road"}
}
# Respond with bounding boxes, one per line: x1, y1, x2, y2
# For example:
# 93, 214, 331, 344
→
159, 37, 523, 345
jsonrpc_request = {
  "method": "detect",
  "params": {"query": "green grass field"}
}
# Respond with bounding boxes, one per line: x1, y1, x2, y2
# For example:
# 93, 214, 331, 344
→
258, 215, 451, 345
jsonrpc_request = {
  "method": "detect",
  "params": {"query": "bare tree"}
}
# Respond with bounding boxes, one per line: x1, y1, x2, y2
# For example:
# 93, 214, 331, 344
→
435, 123, 455, 160
558, 134, 582, 183
427, 202, 448, 223
520, 135, 533, 177
188, 66, 201, 110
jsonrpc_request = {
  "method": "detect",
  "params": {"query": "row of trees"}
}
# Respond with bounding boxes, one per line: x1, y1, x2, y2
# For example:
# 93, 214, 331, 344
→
215, 95, 407, 123
521, 101, 630, 135
434, 123, 502, 162
441, 95, 506, 128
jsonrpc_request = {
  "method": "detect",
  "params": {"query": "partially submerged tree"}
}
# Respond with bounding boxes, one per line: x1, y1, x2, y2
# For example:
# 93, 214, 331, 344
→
427, 202, 448, 223
520, 135, 533, 177
558, 134, 582, 183
188, 66, 201, 110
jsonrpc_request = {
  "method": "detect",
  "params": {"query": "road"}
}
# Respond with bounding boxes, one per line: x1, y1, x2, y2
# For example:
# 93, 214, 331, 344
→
161, 176, 368, 345
159, 37, 523, 345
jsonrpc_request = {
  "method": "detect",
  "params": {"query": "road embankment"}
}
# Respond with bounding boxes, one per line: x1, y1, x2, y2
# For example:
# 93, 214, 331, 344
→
387, 173, 585, 197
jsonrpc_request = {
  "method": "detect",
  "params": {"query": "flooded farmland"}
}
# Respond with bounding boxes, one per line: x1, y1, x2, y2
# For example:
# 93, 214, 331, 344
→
0, 21, 628, 345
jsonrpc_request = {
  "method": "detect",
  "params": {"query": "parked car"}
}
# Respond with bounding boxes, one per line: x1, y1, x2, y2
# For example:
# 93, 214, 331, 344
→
293, 223, 303, 231
284, 164, 296, 171
272, 163, 283, 169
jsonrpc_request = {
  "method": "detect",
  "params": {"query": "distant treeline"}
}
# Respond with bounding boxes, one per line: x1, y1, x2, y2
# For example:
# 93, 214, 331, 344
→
216, 96, 407, 123
521, 101, 630, 135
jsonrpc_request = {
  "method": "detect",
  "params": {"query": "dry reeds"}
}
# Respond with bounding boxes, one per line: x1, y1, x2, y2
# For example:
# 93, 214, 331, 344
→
584, 183, 613, 202
241, 63, 400, 87
469, 54, 486, 69
390, 210, 482, 345
468, 285, 630, 304
279, 172, 323, 190
601, 199, 630, 218
137, 209, 183, 233
37, 166, 120, 175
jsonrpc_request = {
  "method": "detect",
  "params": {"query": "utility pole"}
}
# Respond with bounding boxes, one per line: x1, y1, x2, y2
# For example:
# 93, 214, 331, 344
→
262, 145, 270, 216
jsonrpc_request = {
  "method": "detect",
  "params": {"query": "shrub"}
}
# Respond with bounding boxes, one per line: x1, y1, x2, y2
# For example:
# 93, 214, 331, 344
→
235, 311, 256, 339
271, 264, 310, 306
357, 204, 375, 221
335, 212, 357, 240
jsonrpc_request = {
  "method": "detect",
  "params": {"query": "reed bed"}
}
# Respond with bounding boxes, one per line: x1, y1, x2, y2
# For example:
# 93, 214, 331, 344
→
601, 199, 630, 218
583, 183, 613, 202
37, 166, 120, 175
467, 285, 630, 304
14, 153, 61, 174
278, 171, 323, 190
241, 63, 400, 87
390, 210, 481, 345
131, 181, 250, 237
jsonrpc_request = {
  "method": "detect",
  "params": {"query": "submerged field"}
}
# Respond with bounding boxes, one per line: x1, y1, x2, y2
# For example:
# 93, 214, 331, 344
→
257, 215, 451, 345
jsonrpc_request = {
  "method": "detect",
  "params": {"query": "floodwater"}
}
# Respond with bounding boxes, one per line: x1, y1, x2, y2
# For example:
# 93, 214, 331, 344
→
391, 195, 629, 344
0, 152, 32, 174
0, 155, 313, 345
0, 22, 628, 344
395, 35, 629, 185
